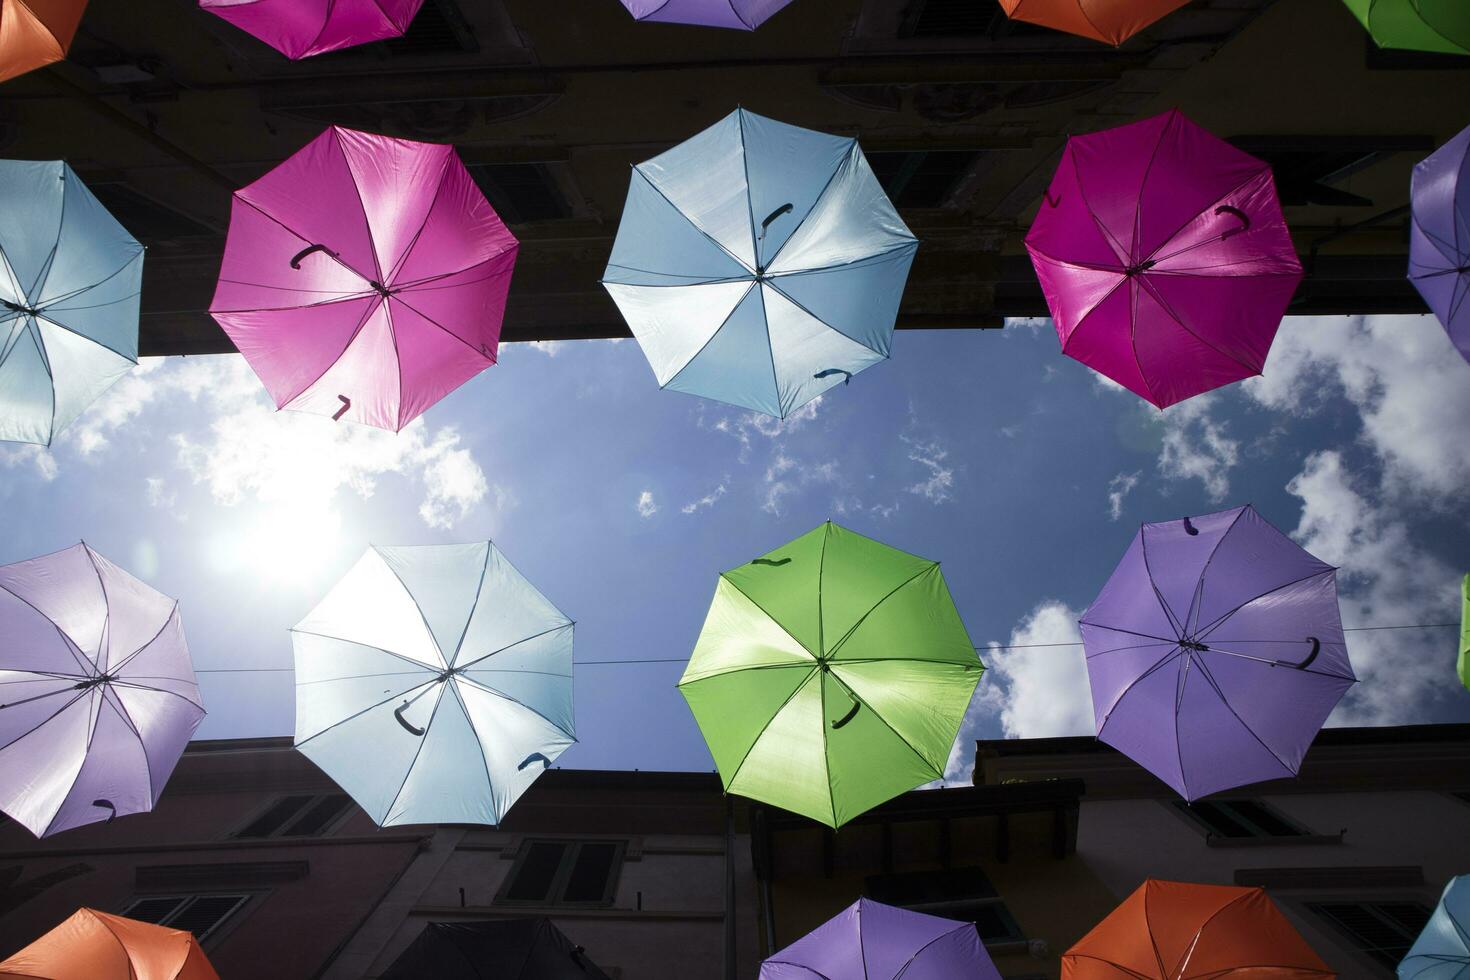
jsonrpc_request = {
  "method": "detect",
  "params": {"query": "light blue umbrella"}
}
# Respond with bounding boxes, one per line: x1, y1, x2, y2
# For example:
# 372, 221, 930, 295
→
292, 542, 575, 827
601, 108, 918, 419
0, 161, 143, 446
1400, 876, 1470, 979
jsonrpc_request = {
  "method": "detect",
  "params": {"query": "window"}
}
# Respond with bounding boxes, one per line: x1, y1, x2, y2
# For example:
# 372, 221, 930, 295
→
896, 0, 1049, 39
122, 895, 251, 943
496, 840, 624, 907
866, 868, 1026, 945
466, 163, 571, 224
867, 150, 981, 209
1226, 136, 1432, 208
384, 0, 478, 55
1173, 799, 1309, 840
1307, 901, 1432, 971
231, 794, 353, 839
87, 184, 214, 243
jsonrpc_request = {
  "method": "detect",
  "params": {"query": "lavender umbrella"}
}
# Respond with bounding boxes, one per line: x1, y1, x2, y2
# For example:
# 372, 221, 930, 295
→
760, 899, 1001, 980
0, 543, 204, 837
1081, 505, 1357, 801
621, 0, 795, 30
1409, 123, 1470, 365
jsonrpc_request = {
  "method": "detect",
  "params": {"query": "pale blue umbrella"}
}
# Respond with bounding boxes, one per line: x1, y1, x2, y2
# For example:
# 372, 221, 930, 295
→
292, 542, 575, 827
1399, 876, 1470, 979
0, 160, 143, 446
601, 108, 918, 419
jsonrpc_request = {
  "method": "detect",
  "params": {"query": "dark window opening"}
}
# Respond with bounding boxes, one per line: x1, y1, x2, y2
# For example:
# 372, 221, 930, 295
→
1228, 136, 1433, 208
87, 184, 214, 243
122, 894, 250, 943
466, 163, 571, 224
384, 0, 479, 55
867, 150, 979, 208
866, 867, 1025, 945
232, 794, 352, 839
1308, 901, 1431, 970
498, 840, 624, 907
1174, 799, 1310, 839
897, 0, 1050, 40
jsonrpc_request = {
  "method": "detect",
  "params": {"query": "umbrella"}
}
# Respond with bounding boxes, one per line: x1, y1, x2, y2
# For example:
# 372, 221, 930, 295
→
209, 126, 517, 432
0, 0, 87, 83
292, 542, 574, 827
1400, 876, 1470, 978
679, 522, 982, 828
1026, 109, 1302, 408
381, 919, 612, 980
996, 0, 1190, 46
0, 543, 204, 838
1080, 504, 1357, 800
1409, 124, 1470, 364
1459, 573, 1468, 692
761, 898, 1000, 980
602, 108, 918, 420
199, 0, 426, 60
1340, 1, 1470, 57
0, 908, 218, 979
1063, 879, 1333, 979
1, 160, 143, 446
620, 0, 794, 30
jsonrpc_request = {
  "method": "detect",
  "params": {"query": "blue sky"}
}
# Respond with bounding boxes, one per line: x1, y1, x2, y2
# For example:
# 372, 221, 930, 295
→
2, 313, 1468, 780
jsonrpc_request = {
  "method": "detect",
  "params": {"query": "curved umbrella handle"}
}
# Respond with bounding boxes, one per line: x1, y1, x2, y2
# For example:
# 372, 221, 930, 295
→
814, 368, 852, 386
1044, 189, 1062, 208
1214, 205, 1251, 240
332, 395, 351, 422
751, 557, 791, 567
394, 701, 425, 737
289, 243, 338, 269
1290, 636, 1321, 670
518, 752, 552, 771
759, 203, 794, 241
1183, 516, 1199, 536
92, 799, 116, 823
571, 945, 588, 971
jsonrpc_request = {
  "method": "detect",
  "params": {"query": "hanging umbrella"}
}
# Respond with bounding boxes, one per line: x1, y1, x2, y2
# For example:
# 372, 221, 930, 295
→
293, 542, 574, 827
0, 0, 87, 83
679, 522, 982, 828
620, 0, 794, 29
382, 919, 613, 980
601, 108, 918, 420
996, 0, 1190, 46
0, 543, 204, 838
1400, 876, 1470, 978
1026, 109, 1302, 408
0, 908, 218, 979
209, 126, 517, 432
1081, 505, 1357, 800
1340, 1, 1470, 56
1, 160, 143, 446
1459, 573, 1468, 693
1064, 880, 1333, 979
1409, 124, 1470, 365
761, 899, 1001, 979
198, 0, 426, 60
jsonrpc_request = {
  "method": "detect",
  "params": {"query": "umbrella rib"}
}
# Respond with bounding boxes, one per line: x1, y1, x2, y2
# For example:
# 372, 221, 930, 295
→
1175, 890, 1254, 977
453, 621, 574, 674
392, 247, 518, 292
97, 686, 160, 816
290, 670, 429, 687
34, 248, 142, 312
1131, 115, 1176, 268
107, 603, 184, 680
1137, 276, 1263, 378
737, 110, 762, 271
380, 150, 454, 287
1193, 568, 1337, 642
1081, 639, 1180, 660
83, 542, 118, 672
455, 673, 576, 743
0, 688, 88, 762
1072, 158, 1132, 266
294, 676, 441, 749
1141, 168, 1265, 267
891, 924, 972, 980
232, 194, 372, 283
1063, 954, 1155, 980
718, 575, 821, 661
1199, 645, 1353, 680
720, 667, 819, 795
678, 661, 820, 687
764, 256, 909, 359
451, 679, 503, 823
391, 292, 500, 364
445, 546, 492, 669
0, 578, 98, 678
765, 239, 917, 279
820, 661, 839, 827
1410, 214, 1461, 267
289, 628, 444, 675
1189, 656, 1298, 776
727, 0, 754, 30
602, 264, 751, 286
632, 168, 755, 274
374, 549, 449, 669
381, 680, 450, 824
37, 690, 107, 837
1137, 528, 1187, 639
829, 670, 943, 779
825, 565, 937, 660
760, 962, 834, 980
1182, 507, 1249, 636
762, 145, 856, 274
1078, 618, 1178, 644
633, 0, 679, 22
27, 166, 67, 304
1143, 881, 1172, 979
1096, 646, 1183, 733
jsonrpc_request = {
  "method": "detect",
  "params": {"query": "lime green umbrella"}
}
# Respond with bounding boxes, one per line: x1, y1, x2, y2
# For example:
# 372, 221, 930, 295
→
678, 522, 983, 828
1459, 573, 1469, 692
1340, 0, 1469, 56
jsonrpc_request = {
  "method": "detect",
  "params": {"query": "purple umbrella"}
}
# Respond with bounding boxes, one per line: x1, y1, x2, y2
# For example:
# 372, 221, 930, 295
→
760, 899, 1001, 980
621, 0, 795, 30
0, 543, 204, 837
1080, 505, 1356, 801
1026, 110, 1302, 409
1409, 123, 1470, 365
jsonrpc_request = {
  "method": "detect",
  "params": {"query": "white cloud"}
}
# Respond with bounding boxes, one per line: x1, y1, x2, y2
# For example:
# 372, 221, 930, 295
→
1107, 471, 1140, 520
417, 430, 491, 529
761, 450, 838, 515
0, 444, 58, 481
1155, 394, 1239, 501
636, 490, 658, 519
699, 396, 824, 462
521, 340, 563, 357
682, 482, 727, 515
144, 476, 178, 513
904, 438, 955, 503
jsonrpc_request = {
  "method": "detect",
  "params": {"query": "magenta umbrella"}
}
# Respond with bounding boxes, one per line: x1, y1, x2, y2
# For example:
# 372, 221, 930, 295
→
199, 0, 425, 60
1026, 110, 1302, 409
621, 0, 795, 29
210, 126, 518, 432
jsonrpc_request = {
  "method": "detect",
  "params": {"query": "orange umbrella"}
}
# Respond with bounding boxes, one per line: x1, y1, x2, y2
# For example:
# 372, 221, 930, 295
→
1064, 880, 1335, 979
0, 0, 88, 84
996, 0, 1190, 46
0, 909, 219, 980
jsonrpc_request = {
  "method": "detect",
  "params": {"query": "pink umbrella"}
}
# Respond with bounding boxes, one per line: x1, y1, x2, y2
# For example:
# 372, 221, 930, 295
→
1026, 110, 1302, 408
210, 126, 518, 432
199, 0, 425, 60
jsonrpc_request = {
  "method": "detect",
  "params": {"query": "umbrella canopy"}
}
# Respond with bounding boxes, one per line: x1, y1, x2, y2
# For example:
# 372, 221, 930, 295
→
620, 0, 794, 29
0, 0, 87, 83
0, 908, 218, 980
381, 919, 613, 980
1, 160, 142, 446
679, 522, 982, 828
1026, 109, 1302, 408
198, 0, 425, 60
602, 108, 918, 420
1080, 505, 1357, 800
1063, 880, 1333, 979
1400, 876, 1470, 978
1409, 124, 1470, 364
0, 543, 204, 838
292, 542, 574, 827
996, 0, 1190, 46
210, 126, 517, 432
761, 899, 1000, 980
1340, 0, 1470, 56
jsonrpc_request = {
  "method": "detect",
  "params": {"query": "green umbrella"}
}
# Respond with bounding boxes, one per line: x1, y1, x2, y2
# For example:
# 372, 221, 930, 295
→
1459, 573, 1469, 692
1340, 0, 1469, 56
678, 522, 983, 828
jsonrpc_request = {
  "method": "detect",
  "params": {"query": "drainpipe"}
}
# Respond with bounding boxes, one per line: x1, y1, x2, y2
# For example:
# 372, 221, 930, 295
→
724, 796, 737, 980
